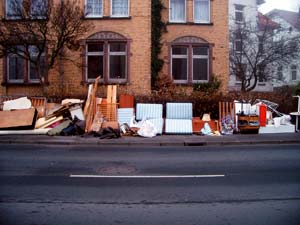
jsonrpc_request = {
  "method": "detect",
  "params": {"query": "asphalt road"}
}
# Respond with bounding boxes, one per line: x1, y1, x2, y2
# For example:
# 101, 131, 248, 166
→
0, 144, 300, 225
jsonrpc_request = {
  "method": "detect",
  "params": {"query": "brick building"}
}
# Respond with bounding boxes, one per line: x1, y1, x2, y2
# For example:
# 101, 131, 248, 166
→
160, 0, 229, 92
0, 0, 228, 98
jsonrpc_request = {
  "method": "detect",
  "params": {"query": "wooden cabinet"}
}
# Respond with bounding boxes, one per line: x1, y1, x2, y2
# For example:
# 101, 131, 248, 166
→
237, 115, 259, 133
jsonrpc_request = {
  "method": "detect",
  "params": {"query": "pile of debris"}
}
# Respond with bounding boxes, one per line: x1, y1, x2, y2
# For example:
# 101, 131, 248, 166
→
0, 77, 136, 138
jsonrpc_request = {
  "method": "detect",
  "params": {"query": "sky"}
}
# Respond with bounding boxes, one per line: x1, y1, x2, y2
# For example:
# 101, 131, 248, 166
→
259, 0, 300, 14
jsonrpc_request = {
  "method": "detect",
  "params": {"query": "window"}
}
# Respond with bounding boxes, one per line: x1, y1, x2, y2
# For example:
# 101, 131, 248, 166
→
86, 0, 103, 17
234, 32, 243, 53
277, 66, 283, 80
109, 43, 127, 80
291, 65, 297, 81
86, 42, 128, 83
30, 0, 48, 19
171, 45, 209, 83
235, 63, 247, 82
258, 36, 264, 54
258, 64, 266, 82
192, 47, 208, 81
86, 43, 104, 80
6, 0, 48, 19
170, 0, 186, 22
6, 0, 22, 19
6, 45, 46, 84
234, 4, 244, 23
111, 0, 129, 17
171, 47, 188, 81
235, 39, 242, 52
194, 0, 210, 23
7, 46, 24, 82
28, 46, 46, 81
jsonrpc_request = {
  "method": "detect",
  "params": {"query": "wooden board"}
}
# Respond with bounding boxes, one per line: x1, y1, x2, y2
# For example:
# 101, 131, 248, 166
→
0, 108, 37, 130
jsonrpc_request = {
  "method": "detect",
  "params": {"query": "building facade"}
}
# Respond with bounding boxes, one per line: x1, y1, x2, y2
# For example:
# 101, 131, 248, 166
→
0, 0, 229, 98
228, 0, 274, 92
159, 0, 229, 92
0, 0, 151, 97
266, 9, 300, 87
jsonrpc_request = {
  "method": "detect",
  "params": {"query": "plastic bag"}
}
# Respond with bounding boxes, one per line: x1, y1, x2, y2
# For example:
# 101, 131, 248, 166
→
137, 120, 157, 138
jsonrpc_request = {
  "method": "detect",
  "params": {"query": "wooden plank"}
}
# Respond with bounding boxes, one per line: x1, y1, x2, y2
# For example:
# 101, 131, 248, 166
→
107, 85, 113, 103
85, 76, 101, 132
106, 85, 113, 120
0, 108, 37, 130
83, 84, 93, 118
39, 116, 64, 129
112, 85, 117, 104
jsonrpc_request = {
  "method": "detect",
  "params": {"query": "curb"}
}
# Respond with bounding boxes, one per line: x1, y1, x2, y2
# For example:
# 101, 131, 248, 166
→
0, 135, 300, 147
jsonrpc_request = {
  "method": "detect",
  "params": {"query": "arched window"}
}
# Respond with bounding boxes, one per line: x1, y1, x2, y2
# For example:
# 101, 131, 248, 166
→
84, 31, 130, 84
170, 36, 212, 84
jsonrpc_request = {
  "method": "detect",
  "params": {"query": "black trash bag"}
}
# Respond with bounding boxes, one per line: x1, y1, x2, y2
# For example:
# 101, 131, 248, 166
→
94, 126, 121, 139
60, 117, 85, 136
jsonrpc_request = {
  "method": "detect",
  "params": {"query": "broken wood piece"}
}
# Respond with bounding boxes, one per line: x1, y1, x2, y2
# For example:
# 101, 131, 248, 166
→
62, 99, 84, 106
0, 108, 37, 130
85, 76, 101, 132
91, 111, 104, 132
35, 116, 64, 129
35, 116, 59, 129
83, 84, 93, 118
46, 105, 70, 119
40, 116, 64, 129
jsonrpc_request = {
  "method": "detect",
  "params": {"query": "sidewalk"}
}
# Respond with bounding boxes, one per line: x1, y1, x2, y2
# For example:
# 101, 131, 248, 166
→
0, 133, 299, 146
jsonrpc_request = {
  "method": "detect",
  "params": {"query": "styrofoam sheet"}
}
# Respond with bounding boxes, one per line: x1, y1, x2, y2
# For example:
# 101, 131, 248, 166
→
165, 119, 193, 134
148, 118, 164, 134
118, 108, 134, 125
0, 129, 50, 135
259, 124, 295, 133
166, 103, 193, 119
136, 104, 163, 120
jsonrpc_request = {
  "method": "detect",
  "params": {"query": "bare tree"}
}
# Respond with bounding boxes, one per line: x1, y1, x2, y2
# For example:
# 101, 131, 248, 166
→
230, 16, 300, 92
0, 0, 92, 95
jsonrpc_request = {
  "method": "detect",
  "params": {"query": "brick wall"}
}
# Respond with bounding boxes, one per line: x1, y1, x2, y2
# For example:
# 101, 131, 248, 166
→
0, 0, 229, 99
160, 0, 229, 92
0, 0, 151, 98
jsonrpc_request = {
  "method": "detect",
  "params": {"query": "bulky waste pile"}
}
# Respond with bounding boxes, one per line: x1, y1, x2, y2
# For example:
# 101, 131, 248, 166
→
0, 80, 297, 137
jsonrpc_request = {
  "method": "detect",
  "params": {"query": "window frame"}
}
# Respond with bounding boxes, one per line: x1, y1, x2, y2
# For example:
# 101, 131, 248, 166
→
85, 41, 129, 84
110, 0, 130, 18
30, 0, 48, 19
234, 4, 244, 24
277, 66, 283, 80
291, 65, 297, 81
169, 0, 186, 23
28, 45, 46, 83
192, 46, 209, 83
170, 44, 211, 84
193, 0, 210, 24
5, 0, 23, 19
108, 42, 127, 82
5, 45, 46, 84
171, 46, 189, 83
7, 47, 25, 83
85, 0, 103, 18
86, 42, 105, 83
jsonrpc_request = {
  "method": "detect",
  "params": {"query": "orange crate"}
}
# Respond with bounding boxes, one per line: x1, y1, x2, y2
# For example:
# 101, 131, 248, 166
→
97, 103, 118, 122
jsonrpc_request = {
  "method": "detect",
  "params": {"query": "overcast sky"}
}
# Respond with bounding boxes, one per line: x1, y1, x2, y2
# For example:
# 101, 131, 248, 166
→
259, 0, 300, 14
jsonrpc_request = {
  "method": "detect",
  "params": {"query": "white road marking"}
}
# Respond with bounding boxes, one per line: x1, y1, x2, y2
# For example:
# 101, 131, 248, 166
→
69, 174, 225, 178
